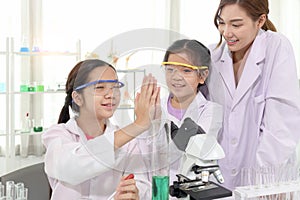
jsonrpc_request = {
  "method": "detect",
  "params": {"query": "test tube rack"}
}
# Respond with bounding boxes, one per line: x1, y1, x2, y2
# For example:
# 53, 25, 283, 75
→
234, 180, 300, 199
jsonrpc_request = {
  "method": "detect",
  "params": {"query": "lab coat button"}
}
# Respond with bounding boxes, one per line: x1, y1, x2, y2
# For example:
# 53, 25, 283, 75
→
231, 169, 237, 175
231, 138, 237, 145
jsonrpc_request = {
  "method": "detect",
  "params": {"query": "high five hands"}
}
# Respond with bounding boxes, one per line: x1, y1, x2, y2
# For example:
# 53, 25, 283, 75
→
114, 74, 161, 148
134, 73, 161, 131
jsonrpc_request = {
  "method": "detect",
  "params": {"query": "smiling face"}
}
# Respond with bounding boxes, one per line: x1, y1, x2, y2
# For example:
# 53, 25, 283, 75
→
217, 4, 264, 55
78, 66, 121, 121
165, 53, 203, 104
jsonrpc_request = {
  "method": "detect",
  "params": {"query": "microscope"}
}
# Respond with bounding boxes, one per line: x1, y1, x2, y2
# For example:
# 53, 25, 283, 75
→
169, 118, 232, 200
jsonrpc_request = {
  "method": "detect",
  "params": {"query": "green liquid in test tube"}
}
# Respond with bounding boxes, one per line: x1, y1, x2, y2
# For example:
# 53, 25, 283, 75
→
151, 123, 170, 200
152, 176, 169, 200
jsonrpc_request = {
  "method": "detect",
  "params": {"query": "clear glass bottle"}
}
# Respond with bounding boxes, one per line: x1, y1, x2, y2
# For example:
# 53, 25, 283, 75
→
0, 182, 4, 199
20, 113, 31, 157
32, 39, 40, 52
6, 180, 15, 200
21, 113, 31, 133
151, 122, 170, 200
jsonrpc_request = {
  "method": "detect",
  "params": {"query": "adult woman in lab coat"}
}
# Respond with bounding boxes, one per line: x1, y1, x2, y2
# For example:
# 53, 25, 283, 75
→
42, 59, 160, 199
208, 0, 300, 190
160, 39, 223, 189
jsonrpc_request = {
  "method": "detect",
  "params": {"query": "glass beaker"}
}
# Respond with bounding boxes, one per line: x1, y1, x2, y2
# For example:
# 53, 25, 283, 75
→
33, 118, 43, 132
151, 123, 170, 200
20, 35, 29, 52
33, 81, 44, 92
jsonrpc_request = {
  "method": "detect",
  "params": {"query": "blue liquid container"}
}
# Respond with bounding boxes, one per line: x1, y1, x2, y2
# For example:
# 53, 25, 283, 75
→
20, 36, 30, 52
20, 47, 30, 52
0, 82, 5, 92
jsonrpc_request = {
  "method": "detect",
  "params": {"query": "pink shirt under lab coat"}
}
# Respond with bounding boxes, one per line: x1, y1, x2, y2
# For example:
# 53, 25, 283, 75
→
208, 30, 300, 190
42, 117, 150, 199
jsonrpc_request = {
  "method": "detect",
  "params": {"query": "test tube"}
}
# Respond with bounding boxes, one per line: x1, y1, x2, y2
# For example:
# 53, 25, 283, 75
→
20, 188, 28, 200
6, 180, 15, 200
15, 182, 24, 200
0, 182, 5, 199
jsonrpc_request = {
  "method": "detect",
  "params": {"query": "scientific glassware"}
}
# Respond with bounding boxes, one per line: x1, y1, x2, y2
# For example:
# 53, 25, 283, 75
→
151, 123, 170, 200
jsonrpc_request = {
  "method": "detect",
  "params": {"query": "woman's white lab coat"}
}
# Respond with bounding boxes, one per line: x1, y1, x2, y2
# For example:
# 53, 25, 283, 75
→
208, 29, 300, 190
42, 117, 150, 200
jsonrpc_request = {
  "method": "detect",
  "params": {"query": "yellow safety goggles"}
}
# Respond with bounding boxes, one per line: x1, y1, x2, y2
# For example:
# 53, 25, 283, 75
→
161, 61, 208, 70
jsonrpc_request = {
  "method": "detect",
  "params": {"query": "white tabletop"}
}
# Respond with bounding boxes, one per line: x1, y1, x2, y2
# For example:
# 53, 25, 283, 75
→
0, 155, 44, 176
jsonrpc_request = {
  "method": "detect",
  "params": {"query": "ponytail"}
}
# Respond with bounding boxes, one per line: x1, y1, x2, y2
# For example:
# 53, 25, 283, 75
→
57, 61, 84, 124
263, 18, 277, 32
58, 104, 70, 124
57, 90, 73, 123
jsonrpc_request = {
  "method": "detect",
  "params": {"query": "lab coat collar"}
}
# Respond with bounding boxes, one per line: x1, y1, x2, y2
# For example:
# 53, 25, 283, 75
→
218, 29, 266, 109
164, 92, 207, 125
218, 43, 236, 99
65, 118, 81, 137
231, 30, 266, 109
192, 91, 208, 108
65, 117, 114, 141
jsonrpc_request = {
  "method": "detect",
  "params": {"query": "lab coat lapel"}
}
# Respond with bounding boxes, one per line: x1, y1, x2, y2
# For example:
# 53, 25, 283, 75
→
162, 93, 206, 126
185, 92, 207, 120
232, 30, 266, 109
218, 46, 236, 99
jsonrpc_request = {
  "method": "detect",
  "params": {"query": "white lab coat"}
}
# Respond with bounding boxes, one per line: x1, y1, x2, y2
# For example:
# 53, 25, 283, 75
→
162, 92, 223, 139
132, 92, 223, 199
161, 92, 223, 199
208, 29, 300, 190
42, 117, 150, 200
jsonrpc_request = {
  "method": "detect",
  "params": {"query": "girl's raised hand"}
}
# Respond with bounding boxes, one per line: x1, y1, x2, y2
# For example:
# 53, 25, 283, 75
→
134, 74, 161, 130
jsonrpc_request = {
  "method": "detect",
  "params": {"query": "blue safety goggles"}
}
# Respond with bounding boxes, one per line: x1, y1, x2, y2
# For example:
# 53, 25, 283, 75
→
74, 79, 124, 91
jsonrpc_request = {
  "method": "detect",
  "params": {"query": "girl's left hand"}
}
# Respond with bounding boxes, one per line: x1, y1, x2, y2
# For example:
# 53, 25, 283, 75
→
114, 175, 140, 200
134, 74, 161, 130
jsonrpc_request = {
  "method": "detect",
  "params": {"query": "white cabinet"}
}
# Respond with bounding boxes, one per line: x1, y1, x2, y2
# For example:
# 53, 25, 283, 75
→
0, 38, 81, 160
0, 38, 10, 159
0, 38, 146, 175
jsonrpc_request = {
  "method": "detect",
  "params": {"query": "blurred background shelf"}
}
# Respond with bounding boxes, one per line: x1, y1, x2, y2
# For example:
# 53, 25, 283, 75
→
0, 38, 81, 170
